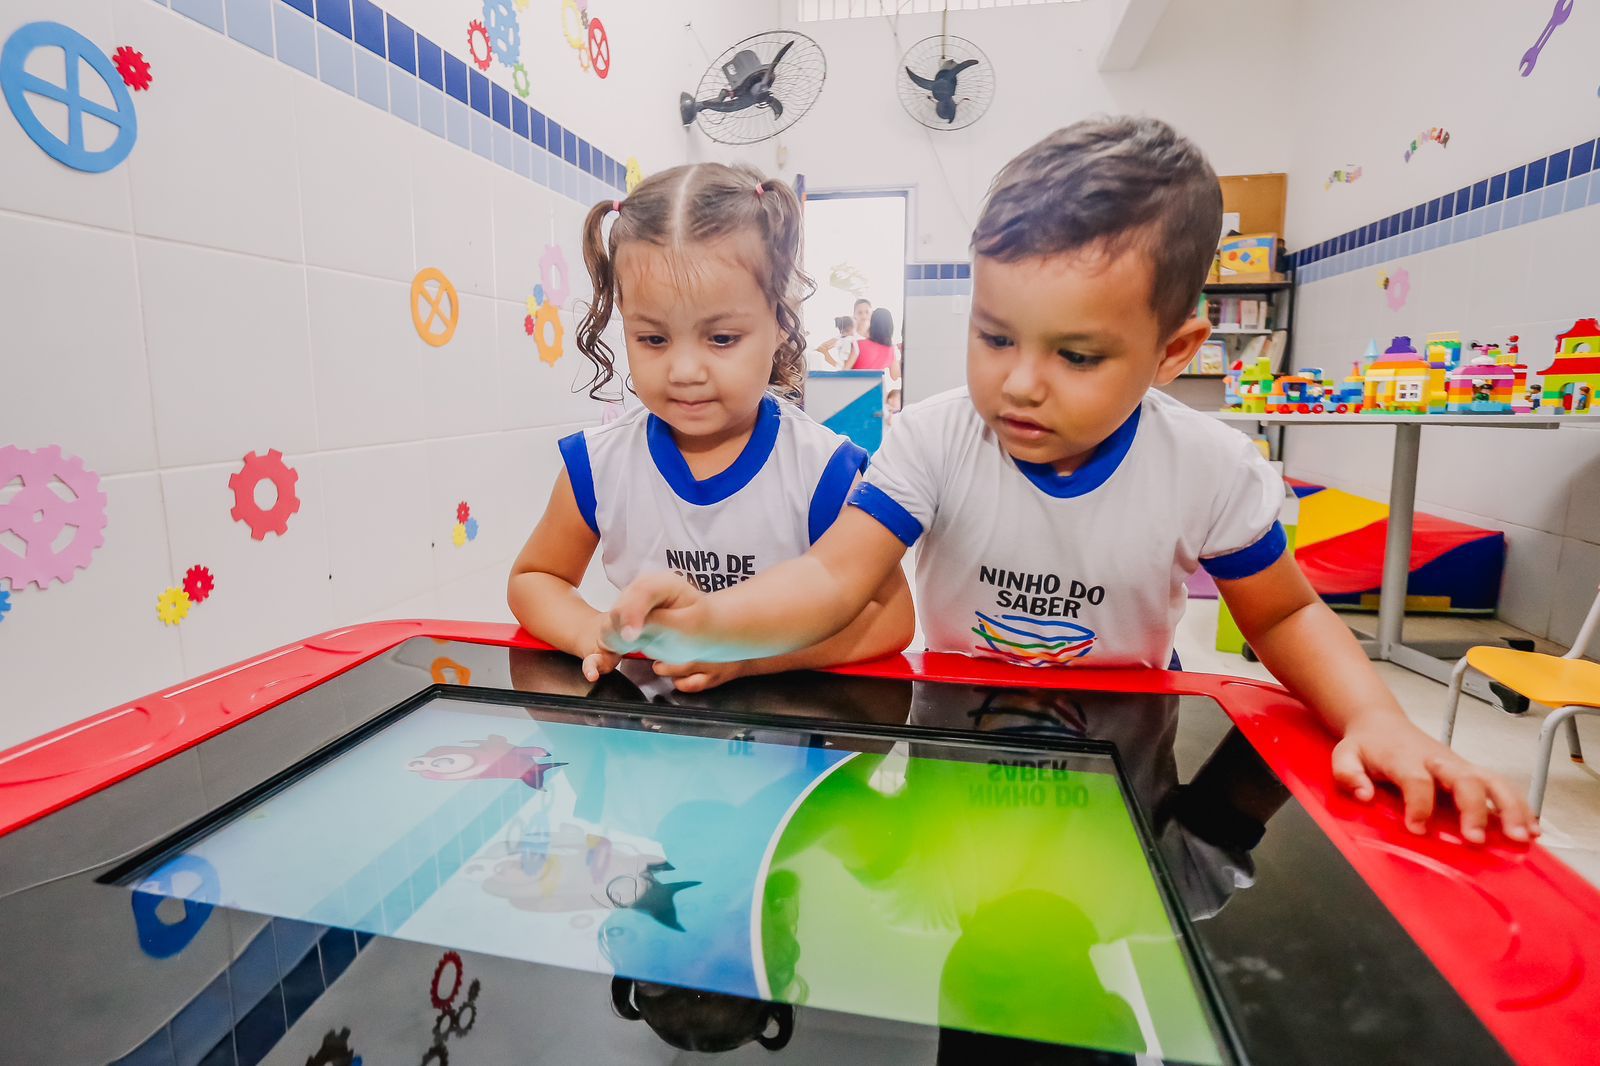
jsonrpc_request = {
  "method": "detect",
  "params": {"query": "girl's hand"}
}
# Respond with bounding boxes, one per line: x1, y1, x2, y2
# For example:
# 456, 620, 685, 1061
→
1330, 720, 1538, 844
651, 658, 748, 692
580, 613, 625, 682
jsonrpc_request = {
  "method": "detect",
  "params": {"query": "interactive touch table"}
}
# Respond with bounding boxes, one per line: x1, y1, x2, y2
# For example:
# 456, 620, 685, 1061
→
1, 621, 1596, 1064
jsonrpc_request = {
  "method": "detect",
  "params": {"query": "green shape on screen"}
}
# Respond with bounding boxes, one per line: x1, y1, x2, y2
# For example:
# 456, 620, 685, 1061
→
760, 752, 1222, 1063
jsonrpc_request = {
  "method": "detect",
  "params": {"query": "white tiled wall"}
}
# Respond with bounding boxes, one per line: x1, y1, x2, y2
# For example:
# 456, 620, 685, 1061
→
0, 0, 623, 747
1287, 206, 1600, 644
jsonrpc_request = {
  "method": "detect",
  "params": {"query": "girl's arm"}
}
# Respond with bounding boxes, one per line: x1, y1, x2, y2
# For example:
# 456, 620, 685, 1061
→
597, 508, 910, 671
816, 336, 839, 365
840, 342, 861, 371
650, 562, 915, 692
1217, 553, 1536, 843
506, 471, 605, 659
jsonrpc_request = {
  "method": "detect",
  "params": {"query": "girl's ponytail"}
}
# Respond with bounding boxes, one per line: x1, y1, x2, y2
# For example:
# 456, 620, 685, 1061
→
751, 177, 813, 404
576, 198, 622, 399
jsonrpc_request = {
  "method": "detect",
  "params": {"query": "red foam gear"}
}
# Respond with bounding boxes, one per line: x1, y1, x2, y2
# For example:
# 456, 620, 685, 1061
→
524, 314, 536, 336
112, 46, 153, 92
182, 565, 215, 605
431, 951, 465, 1010
456, 502, 471, 524
467, 19, 494, 71
228, 450, 301, 540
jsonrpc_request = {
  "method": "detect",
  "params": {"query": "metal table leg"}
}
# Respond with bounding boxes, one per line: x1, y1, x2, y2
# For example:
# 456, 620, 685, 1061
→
1376, 422, 1422, 659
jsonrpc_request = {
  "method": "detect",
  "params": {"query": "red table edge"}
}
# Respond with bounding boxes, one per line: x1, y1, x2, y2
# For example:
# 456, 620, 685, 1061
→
1, 619, 1595, 1063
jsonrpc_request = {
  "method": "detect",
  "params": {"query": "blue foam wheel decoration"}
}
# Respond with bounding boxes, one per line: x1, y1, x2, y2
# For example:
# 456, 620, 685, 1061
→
1, 21, 138, 173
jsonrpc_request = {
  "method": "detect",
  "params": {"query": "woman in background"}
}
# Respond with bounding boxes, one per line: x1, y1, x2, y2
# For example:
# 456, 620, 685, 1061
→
849, 307, 898, 377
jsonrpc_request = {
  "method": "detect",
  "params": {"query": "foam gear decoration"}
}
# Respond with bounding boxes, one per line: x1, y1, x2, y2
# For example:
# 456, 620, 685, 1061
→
465, 517, 479, 541
523, 313, 536, 336
514, 0, 530, 9
457, 501, 471, 524
625, 157, 642, 193
228, 450, 301, 540
482, 0, 521, 68
111, 46, 152, 91
452, 522, 468, 548
561, 0, 589, 52
0, 588, 11, 624
182, 564, 214, 605
533, 283, 545, 307
512, 61, 530, 98
466, 19, 494, 71
1, 22, 139, 174
411, 268, 460, 347
156, 586, 192, 626
533, 303, 565, 366
0, 444, 108, 590
587, 17, 610, 79
1385, 267, 1411, 310
539, 245, 571, 308
432, 951, 466, 1010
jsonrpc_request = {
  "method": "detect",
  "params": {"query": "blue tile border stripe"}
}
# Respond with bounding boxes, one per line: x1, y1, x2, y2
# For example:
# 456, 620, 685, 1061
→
905, 261, 973, 298
1293, 133, 1600, 285
166, 0, 629, 205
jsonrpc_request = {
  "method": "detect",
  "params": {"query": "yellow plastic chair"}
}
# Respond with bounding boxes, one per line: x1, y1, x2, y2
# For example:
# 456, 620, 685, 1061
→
1441, 585, 1600, 814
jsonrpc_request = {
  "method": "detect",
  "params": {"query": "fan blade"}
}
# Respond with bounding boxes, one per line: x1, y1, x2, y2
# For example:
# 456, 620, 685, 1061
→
695, 95, 758, 115
950, 58, 980, 76
904, 66, 938, 92
766, 93, 784, 119
768, 39, 795, 72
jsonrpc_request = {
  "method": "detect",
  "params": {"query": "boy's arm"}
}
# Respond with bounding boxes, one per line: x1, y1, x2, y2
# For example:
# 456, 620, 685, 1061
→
599, 507, 910, 669
506, 471, 606, 660
1217, 554, 1536, 843
650, 564, 915, 692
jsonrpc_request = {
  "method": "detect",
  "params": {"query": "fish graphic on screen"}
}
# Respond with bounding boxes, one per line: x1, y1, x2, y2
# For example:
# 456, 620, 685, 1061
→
406, 734, 567, 790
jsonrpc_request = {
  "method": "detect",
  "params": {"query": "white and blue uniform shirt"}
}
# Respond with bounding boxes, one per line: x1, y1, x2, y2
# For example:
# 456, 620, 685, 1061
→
560, 394, 869, 592
851, 388, 1285, 668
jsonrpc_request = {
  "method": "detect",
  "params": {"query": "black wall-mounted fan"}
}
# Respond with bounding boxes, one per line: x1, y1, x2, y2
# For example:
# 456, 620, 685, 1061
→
898, 33, 994, 130
679, 31, 827, 145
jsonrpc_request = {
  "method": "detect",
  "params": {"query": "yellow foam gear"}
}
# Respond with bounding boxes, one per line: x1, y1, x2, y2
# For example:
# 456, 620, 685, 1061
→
157, 586, 192, 626
514, 0, 529, 9
1294, 487, 1391, 549
526, 295, 541, 316
561, 0, 588, 51
452, 522, 468, 548
534, 303, 565, 366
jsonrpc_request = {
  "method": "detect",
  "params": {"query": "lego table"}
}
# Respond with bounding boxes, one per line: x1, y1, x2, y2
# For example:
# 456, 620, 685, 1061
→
1, 621, 1597, 1064
1215, 412, 1597, 697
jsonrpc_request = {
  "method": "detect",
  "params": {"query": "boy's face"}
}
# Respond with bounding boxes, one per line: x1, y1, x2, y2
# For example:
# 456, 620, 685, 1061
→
966, 249, 1208, 472
853, 302, 873, 335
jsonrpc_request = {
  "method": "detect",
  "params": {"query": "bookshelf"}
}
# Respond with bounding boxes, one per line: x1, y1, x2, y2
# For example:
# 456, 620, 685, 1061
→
1163, 274, 1296, 412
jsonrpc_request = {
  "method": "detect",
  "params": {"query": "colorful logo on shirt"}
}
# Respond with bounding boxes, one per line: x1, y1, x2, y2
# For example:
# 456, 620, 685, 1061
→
971, 612, 1097, 666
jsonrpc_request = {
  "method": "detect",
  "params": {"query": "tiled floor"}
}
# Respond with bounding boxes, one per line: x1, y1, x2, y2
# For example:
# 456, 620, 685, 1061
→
1174, 598, 1600, 887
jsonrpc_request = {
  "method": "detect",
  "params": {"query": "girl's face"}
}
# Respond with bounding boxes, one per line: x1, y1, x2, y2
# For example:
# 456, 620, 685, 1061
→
616, 235, 779, 446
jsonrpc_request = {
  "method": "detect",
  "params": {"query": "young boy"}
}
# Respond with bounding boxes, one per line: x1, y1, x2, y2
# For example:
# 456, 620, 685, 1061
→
591, 116, 1536, 845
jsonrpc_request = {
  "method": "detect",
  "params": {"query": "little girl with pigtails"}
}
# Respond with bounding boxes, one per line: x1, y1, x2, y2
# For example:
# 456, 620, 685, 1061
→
507, 163, 914, 691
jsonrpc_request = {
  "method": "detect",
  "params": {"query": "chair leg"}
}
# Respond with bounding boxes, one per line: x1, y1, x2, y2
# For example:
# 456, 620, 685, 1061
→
1441, 657, 1473, 746
1530, 706, 1594, 816
1564, 715, 1585, 764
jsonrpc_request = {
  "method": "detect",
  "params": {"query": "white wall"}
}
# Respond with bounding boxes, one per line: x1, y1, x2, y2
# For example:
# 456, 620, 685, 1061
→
1281, 0, 1600, 645
772, 0, 1300, 403
0, 0, 773, 748
778, 0, 1300, 260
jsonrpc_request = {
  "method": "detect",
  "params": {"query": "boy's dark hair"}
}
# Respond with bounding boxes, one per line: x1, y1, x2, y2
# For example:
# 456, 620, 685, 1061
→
578, 163, 812, 401
833, 315, 853, 334
972, 116, 1222, 335
868, 307, 895, 346
853, 297, 871, 310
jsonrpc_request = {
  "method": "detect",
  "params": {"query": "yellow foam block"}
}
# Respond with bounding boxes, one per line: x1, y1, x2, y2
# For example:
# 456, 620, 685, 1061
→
1295, 487, 1390, 549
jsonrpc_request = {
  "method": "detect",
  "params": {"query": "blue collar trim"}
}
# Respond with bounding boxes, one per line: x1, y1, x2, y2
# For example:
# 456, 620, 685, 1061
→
1012, 403, 1142, 499
647, 394, 782, 505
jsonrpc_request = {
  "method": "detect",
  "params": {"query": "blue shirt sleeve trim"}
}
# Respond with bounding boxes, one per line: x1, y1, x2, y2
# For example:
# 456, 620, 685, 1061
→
557, 431, 599, 536
1201, 521, 1287, 581
808, 440, 870, 544
848, 482, 924, 547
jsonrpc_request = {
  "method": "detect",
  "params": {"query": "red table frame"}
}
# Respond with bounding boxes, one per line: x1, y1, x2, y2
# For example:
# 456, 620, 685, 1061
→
1, 619, 1596, 1064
